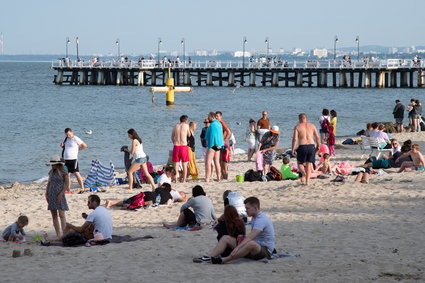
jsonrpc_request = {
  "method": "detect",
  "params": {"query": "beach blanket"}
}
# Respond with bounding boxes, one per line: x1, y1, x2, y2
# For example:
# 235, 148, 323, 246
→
84, 159, 118, 188
40, 235, 154, 247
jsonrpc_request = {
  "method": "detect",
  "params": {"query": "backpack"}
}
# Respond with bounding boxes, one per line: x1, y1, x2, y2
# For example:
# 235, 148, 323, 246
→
268, 166, 283, 181
127, 192, 145, 210
62, 233, 88, 246
244, 169, 262, 182
320, 117, 330, 131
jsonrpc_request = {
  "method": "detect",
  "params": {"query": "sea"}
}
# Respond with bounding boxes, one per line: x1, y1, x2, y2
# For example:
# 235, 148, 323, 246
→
0, 61, 423, 185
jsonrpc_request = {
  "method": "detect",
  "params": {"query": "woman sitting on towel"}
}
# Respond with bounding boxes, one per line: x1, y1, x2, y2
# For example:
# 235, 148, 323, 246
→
163, 185, 216, 228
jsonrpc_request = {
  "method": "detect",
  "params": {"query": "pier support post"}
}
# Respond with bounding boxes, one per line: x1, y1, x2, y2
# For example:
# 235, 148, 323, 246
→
296, 71, 303, 87
358, 72, 363, 88
307, 72, 312, 87
378, 72, 385, 88
390, 71, 397, 88
197, 72, 202, 86
284, 72, 289, 87
400, 71, 408, 87
418, 70, 424, 87
79, 71, 87, 85
262, 72, 266, 86
137, 71, 145, 86
152, 72, 157, 86
250, 72, 256, 86
409, 71, 414, 88
116, 72, 122, 86
272, 72, 279, 87
55, 71, 64, 85
365, 71, 371, 88
207, 71, 213, 86
97, 71, 104, 85
240, 72, 245, 86
339, 72, 347, 87
385, 72, 389, 88
184, 71, 192, 86
350, 72, 354, 88
228, 71, 235, 87
332, 72, 337, 87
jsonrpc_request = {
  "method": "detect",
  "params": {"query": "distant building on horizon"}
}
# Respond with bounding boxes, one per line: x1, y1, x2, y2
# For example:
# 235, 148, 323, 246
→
313, 48, 328, 58
234, 51, 252, 57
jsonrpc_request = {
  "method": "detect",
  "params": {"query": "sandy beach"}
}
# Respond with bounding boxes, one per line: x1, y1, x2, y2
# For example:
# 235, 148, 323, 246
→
1, 132, 424, 282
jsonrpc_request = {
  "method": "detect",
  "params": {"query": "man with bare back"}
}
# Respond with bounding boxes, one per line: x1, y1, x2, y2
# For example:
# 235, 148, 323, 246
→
171, 115, 190, 183
291, 113, 321, 185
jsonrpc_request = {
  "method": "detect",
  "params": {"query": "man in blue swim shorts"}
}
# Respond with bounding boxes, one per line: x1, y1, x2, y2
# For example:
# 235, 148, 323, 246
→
291, 113, 320, 185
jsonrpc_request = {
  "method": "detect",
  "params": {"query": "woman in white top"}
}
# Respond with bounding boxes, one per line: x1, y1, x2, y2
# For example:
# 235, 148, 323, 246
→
246, 119, 257, 161
126, 129, 156, 191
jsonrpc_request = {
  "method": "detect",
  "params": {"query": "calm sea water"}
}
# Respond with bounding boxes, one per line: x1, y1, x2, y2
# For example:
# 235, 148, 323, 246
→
0, 62, 423, 185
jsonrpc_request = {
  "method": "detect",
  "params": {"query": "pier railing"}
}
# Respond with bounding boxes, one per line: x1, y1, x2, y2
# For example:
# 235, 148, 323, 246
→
52, 58, 425, 70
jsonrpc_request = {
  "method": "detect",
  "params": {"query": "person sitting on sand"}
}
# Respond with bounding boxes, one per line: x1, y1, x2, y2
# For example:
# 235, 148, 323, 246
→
105, 183, 174, 209
163, 185, 216, 228
360, 143, 411, 170
280, 157, 299, 180
222, 190, 247, 220
46, 195, 112, 241
2, 215, 28, 242
381, 139, 401, 160
315, 153, 332, 174
206, 197, 275, 264
156, 167, 187, 202
396, 144, 425, 172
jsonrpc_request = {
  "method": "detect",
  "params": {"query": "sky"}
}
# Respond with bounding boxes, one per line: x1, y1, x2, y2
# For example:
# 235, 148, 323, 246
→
1, 0, 424, 55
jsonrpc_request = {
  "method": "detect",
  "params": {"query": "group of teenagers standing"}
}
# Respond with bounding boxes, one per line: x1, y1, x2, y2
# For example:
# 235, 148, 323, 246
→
393, 99, 422, 133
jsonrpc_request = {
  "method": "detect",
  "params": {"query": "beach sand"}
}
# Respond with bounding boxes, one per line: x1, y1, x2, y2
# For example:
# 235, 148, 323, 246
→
1, 132, 424, 282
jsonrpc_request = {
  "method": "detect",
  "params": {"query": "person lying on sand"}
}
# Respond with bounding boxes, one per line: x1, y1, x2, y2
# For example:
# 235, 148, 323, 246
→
396, 144, 425, 172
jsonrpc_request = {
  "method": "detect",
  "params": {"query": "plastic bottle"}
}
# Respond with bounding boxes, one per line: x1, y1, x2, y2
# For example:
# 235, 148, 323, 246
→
155, 194, 161, 206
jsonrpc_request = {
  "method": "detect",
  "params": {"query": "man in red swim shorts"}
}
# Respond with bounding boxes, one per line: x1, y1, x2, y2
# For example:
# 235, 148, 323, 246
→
171, 115, 190, 183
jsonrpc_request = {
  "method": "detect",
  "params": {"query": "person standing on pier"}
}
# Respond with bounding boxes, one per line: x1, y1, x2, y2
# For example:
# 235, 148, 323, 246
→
257, 111, 270, 143
393, 100, 405, 133
292, 114, 321, 186
171, 115, 190, 183
61, 128, 87, 193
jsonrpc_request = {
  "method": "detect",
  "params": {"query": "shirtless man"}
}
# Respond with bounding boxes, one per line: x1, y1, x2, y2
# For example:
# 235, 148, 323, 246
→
171, 115, 190, 183
396, 144, 425, 172
291, 113, 321, 185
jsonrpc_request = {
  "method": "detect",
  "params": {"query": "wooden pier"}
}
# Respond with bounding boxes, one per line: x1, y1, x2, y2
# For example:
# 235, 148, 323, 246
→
52, 59, 425, 88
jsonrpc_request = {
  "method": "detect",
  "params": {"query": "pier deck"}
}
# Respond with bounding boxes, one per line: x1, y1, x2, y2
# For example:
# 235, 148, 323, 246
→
52, 59, 425, 88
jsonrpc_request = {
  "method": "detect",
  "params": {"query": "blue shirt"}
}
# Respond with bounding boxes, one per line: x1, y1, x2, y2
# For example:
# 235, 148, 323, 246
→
2, 222, 25, 240
251, 212, 275, 253
205, 120, 224, 149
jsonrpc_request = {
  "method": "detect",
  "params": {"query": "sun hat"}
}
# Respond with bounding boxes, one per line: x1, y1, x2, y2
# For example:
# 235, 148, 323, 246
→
270, 125, 281, 134
46, 155, 64, 166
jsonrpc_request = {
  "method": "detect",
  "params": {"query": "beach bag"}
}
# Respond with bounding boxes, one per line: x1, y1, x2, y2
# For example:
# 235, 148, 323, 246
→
320, 118, 330, 131
62, 233, 88, 246
127, 192, 145, 210
244, 169, 262, 182
268, 166, 282, 181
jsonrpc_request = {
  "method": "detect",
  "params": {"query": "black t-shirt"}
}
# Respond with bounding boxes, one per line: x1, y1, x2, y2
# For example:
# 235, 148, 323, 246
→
154, 187, 172, 204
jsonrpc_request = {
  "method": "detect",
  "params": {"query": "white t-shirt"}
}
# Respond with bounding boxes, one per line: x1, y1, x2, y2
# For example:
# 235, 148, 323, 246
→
156, 173, 171, 187
227, 192, 247, 218
170, 190, 181, 202
63, 136, 84, 160
86, 206, 113, 239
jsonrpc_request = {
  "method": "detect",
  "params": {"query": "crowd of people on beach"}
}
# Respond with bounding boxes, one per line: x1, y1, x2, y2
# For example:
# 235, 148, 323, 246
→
392, 98, 423, 133
4, 104, 425, 264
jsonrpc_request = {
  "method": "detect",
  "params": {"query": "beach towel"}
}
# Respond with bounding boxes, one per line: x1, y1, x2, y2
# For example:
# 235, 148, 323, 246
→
40, 235, 154, 247
256, 151, 264, 171
84, 160, 118, 188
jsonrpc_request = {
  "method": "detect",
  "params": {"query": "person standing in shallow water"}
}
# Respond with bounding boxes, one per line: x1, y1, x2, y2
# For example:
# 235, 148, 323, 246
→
125, 129, 156, 191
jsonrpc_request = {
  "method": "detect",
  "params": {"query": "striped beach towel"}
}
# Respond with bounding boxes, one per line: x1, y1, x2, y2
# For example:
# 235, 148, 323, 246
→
84, 160, 118, 188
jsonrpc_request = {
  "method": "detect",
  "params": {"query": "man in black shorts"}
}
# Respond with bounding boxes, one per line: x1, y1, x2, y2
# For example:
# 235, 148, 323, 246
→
61, 128, 87, 192
291, 114, 320, 185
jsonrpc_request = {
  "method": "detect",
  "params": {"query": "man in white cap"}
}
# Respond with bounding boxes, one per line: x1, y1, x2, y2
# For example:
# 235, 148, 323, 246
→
258, 125, 280, 175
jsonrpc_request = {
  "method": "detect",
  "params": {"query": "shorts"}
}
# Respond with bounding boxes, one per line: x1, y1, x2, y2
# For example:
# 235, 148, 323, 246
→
172, 145, 189, 163
319, 129, 328, 134
416, 114, 422, 119
65, 159, 79, 173
395, 118, 403, 125
296, 144, 316, 164
134, 157, 147, 164
245, 245, 272, 260
211, 145, 222, 151
182, 208, 197, 226
221, 146, 231, 163
408, 112, 415, 119
372, 159, 389, 169
415, 165, 424, 171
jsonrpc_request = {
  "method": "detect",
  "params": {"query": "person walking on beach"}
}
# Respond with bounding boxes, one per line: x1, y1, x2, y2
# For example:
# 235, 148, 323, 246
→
61, 128, 87, 192
393, 100, 405, 133
292, 113, 321, 185
171, 115, 190, 183
125, 129, 156, 191
257, 111, 270, 143
205, 112, 224, 182
45, 155, 70, 240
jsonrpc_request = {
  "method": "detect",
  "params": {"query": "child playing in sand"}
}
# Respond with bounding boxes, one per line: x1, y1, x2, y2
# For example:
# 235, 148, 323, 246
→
280, 157, 299, 180
2, 215, 28, 241
396, 144, 425, 172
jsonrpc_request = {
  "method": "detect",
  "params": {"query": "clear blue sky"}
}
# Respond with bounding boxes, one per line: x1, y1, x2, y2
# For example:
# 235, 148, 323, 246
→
1, 0, 424, 55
